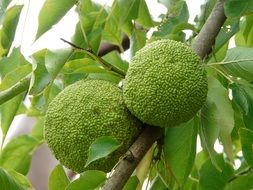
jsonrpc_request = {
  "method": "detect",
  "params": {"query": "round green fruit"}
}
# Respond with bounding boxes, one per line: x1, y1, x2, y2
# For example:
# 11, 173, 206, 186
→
44, 79, 142, 173
123, 39, 208, 127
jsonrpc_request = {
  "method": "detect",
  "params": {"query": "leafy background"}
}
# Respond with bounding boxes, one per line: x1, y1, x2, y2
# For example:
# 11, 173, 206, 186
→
1, 0, 253, 189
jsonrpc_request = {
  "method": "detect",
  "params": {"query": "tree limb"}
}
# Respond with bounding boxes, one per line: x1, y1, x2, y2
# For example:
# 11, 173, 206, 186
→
192, 0, 226, 59
103, 126, 163, 190
102, 1, 227, 190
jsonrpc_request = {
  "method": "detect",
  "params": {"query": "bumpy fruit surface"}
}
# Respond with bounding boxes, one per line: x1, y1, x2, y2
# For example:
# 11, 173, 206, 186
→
44, 79, 142, 173
123, 39, 208, 127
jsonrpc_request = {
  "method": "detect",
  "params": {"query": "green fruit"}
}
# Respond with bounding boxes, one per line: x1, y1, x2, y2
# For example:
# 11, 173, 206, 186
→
123, 39, 208, 127
44, 80, 142, 173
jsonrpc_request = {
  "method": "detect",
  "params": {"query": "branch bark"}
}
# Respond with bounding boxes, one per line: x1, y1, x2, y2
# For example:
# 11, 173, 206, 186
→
106, 126, 163, 188
102, 1, 227, 190
192, 0, 226, 59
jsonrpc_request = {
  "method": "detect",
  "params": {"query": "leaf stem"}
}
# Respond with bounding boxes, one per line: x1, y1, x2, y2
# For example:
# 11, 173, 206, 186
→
208, 65, 234, 83
228, 167, 252, 182
207, 58, 253, 66
60, 38, 126, 77
0, 75, 31, 105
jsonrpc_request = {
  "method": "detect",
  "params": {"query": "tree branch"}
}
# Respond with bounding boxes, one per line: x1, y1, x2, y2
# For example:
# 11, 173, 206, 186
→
102, 1, 227, 189
104, 126, 163, 190
192, 0, 226, 59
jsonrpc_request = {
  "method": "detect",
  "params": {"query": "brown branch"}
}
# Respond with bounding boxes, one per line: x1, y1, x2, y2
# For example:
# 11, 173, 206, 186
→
192, 0, 226, 59
102, 1, 227, 189
103, 126, 164, 190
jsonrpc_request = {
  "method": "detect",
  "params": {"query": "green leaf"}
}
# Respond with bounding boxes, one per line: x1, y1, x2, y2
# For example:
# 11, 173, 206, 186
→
239, 128, 253, 167
0, 5, 23, 54
36, 0, 76, 39
135, 0, 153, 27
31, 117, 45, 141
130, 28, 146, 57
235, 15, 253, 47
45, 49, 73, 79
149, 175, 169, 190
71, 65, 105, 74
230, 82, 253, 130
200, 100, 221, 169
207, 76, 234, 161
153, 1, 188, 39
194, 151, 209, 171
230, 101, 245, 143
0, 64, 31, 141
63, 58, 98, 72
63, 73, 88, 87
78, 1, 107, 53
171, 22, 197, 34
102, 51, 128, 74
0, 0, 12, 21
102, 1, 122, 46
30, 49, 51, 95
135, 145, 155, 189
87, 72, 123, 84
27, 94, 47, 116
163, 118, 198, 186
123, 176, 139, 190
63, 58, 108, 74
243, 16, 253, 47
72, 22, 88, 49
27, 81, 62, 116
65, 170, 106, 190
0, 94, 25, 142
224, 172, 253, 190
0, 64, 32, 91
0, 48, 29, 77
85, 136, 122, 167
208, 42, 229, 63
198, 154, 234, 190
0, 135, 40, 175
8, 170, 33, 189
195, 0, 216, 29
222, 47, 253, 82
118, 0, 141, 26
0, 168, 33, 190
214, 19, 239, 52
224, 0, 253, 18
48, 165, 70, 190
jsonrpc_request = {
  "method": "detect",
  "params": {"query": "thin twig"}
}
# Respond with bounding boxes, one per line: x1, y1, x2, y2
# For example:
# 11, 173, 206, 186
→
61, 38, 126, 76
